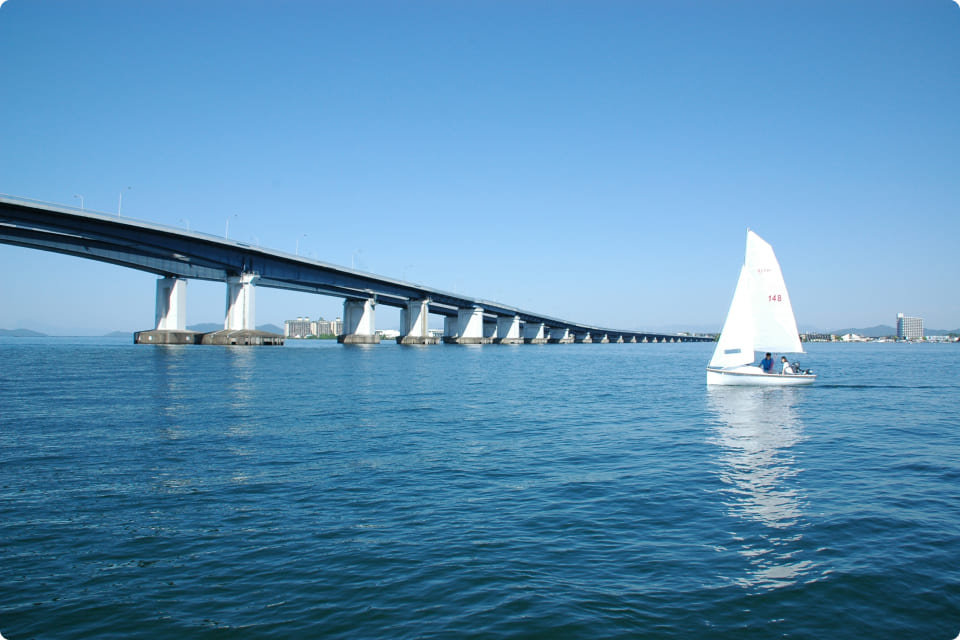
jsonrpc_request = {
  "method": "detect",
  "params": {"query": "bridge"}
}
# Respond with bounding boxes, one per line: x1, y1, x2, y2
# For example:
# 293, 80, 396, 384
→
0, 195, 712, 346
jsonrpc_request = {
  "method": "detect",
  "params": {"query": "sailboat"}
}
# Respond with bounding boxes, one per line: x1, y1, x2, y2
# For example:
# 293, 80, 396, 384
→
706, 230, 816, 386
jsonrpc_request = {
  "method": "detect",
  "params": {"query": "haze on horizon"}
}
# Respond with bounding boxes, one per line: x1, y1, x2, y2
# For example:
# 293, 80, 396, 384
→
1, 1, 958, 336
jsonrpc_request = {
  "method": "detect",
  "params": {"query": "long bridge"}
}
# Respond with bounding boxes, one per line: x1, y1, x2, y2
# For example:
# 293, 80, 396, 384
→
0, 195, 711, 346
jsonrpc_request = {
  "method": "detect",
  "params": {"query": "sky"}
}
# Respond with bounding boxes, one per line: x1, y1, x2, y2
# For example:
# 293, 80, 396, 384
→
1, 0, 958, 335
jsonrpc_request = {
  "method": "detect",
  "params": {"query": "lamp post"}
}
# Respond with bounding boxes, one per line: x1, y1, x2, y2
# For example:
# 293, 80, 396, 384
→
352, 249, 363, 269
118, 186, 131, 216
179, 218, 190, 231
296, 233, 308, 256
225, 214, 237, 239
73, 194, 84, 210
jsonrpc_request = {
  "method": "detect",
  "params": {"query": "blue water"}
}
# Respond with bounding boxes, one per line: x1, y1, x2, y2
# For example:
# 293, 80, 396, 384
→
2, 338, 959, 638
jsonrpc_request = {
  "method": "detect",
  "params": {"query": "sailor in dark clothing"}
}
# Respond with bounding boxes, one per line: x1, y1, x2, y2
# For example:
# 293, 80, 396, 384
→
760, 353, 774, 373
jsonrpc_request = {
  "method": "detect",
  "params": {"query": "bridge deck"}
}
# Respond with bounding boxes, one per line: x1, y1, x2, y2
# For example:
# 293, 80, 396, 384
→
0, 195, 712, 343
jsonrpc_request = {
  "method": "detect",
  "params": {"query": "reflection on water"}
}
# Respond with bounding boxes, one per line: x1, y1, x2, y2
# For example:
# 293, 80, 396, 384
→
149, 346, 260, 489
223, 348, 259, 484
152, 346, 192, 441
225, 346, 256, 418
707, 387, 816, 589
148, 347, 197, 495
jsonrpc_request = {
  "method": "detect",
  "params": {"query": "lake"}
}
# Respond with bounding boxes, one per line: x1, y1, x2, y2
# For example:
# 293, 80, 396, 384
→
1, 338, 958, 638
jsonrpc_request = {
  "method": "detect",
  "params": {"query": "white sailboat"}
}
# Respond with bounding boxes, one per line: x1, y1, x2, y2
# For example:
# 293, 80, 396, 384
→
706, 230, 816, 386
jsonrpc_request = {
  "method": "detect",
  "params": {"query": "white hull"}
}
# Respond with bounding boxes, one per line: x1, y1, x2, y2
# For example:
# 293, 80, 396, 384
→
706, 365, 816, 386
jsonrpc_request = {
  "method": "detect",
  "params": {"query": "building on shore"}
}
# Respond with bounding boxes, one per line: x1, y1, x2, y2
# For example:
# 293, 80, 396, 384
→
896, 313, 923, 340
840, 333, 868, 342
284, 317, 315, 338
285, 316, 343, 339
316, 317, 342, 337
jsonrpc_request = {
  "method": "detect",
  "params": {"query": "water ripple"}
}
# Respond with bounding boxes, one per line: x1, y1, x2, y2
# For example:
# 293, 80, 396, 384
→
1, 339, 959, 638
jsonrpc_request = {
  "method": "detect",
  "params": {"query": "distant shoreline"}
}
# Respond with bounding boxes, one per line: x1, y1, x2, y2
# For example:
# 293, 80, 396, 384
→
2, 331, 957, 343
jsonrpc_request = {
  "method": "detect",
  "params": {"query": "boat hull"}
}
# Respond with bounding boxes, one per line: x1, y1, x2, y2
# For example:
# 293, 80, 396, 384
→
706, 365, 816, 386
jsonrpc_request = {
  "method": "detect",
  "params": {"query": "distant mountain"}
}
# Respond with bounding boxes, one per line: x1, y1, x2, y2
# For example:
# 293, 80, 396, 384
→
186, 322, 221, 333
829, 325, 896, 338
828, 325, 958, 337
924, 328, 959, 336
0, 328, 47, 337
186, 322, 284, 334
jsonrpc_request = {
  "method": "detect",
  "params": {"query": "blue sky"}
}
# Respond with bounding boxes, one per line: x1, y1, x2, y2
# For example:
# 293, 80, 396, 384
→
1, 0, 958, 334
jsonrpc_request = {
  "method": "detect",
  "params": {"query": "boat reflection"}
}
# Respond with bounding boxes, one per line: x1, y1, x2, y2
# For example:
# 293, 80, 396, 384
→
706, 386, 816, 589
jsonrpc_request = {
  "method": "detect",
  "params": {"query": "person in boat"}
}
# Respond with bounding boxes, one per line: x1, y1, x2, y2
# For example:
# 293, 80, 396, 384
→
780, 356, 795, 375
760, 353, 774, 373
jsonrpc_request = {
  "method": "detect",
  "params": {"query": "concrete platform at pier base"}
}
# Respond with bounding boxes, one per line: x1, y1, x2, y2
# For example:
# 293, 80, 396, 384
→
547, 337, 575, 344
396, 336, 442, 345
574, 337, 593, 344
494, 337, 524, 345
443, 336, 494, 345
338, 334, 381, 344
523, 338, 549, 344
134, 329, 202, 345
201, 330, 284, 346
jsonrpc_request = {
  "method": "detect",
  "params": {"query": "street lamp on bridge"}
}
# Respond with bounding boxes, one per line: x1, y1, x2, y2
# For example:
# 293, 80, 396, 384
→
118, 186, 131, 216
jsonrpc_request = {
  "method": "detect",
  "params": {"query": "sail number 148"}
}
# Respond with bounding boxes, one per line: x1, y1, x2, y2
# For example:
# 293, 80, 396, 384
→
768, 294, 782, 302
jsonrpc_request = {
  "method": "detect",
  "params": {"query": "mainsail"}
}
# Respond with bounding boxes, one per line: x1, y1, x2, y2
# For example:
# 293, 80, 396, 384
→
744, 230, 803, 354
708, 230, 803, 369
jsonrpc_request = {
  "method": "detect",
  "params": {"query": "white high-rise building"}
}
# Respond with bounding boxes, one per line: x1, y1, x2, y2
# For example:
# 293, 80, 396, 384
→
315, 317, 343, 337
284, 317, 315, 338
896, 313, 923, 340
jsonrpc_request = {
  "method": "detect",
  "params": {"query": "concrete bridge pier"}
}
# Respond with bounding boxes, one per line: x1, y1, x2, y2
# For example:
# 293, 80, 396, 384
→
495, 315, 522, 344
398, 299, 439, 345
443, 316, 458, 340
156, 276, 187, 330
224, 273, 258, 330
483, 320, 498, 341
339, 297, 380, 344
523, 322, 547, 344
573, 332, 593, 344
135, 276, 199, 344
444, 306, 491, 344
203, 272, 283, 345
547, 327, 573, 344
